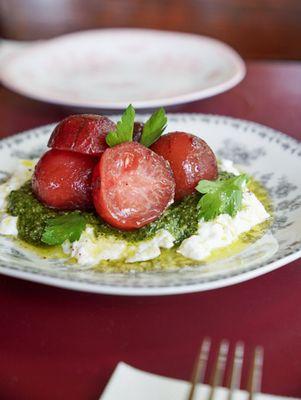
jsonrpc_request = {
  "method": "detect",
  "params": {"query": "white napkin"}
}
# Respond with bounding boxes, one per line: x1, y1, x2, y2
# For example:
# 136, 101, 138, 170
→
100, 362, 297, 400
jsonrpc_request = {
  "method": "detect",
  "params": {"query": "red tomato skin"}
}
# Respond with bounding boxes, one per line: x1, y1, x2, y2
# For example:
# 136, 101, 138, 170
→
151, 131, 218, 201
32, 149, 97, 210
48, 114, 116, 156
92, 142, 175, 230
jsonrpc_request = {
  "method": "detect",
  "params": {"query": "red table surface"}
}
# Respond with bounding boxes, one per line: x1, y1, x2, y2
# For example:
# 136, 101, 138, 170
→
0, 61, 301, 400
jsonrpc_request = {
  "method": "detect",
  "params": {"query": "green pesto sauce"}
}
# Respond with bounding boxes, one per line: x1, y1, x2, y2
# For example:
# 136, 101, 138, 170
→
7, 171, 234, 247
91, 193, 200, 243
6, 172, 272, 273
7, 182, 199, 246
7, 183, 88, 246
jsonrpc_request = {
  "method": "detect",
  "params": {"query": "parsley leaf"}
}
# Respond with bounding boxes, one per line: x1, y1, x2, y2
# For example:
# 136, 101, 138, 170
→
41, 213, 86, 245
140, 107, 167, 147
196, 174, 248, 221
106, 104, 135, 147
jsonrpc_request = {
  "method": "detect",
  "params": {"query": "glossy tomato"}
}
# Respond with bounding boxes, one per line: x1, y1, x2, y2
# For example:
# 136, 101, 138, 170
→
151, 131, 218, 201
92, 142, 175, 230
48, 114, 116, 157
32, 149, 96, 210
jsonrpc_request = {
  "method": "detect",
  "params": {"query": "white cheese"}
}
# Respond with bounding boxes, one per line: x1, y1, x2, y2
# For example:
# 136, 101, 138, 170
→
67, 226, 127, 265
0, 160, 36, 211
0, 214, 18, 236
219, 159, 240, 176
126, 230, 174, 263
178, 190, 270, 260
66, 227, 175, 265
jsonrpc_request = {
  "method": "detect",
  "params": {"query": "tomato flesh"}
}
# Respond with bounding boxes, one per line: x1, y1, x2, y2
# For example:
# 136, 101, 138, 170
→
92, 142, 175, 230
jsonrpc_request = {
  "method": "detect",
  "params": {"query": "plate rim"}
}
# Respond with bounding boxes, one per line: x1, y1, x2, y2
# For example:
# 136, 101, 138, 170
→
0, 28, 246, 109
0, 248, 300, 296
0, 113, 300, 296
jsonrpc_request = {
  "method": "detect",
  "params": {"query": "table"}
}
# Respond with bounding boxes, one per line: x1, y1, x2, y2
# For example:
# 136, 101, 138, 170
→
0, 61, 300, 400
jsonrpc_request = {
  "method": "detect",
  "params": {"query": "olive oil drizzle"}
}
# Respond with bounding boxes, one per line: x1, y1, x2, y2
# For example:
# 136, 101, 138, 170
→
8, 177, 272, 272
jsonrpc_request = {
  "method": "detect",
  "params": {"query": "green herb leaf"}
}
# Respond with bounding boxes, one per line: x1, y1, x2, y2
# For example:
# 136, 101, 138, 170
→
106, 104, 135, 147
140, 107, 167, 147
41, 213, 86, 245
196, 174, 248, 221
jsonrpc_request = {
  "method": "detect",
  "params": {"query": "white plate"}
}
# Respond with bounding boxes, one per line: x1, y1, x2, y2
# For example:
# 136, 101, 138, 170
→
0, 114, 300, 295
0, 29, 245, 109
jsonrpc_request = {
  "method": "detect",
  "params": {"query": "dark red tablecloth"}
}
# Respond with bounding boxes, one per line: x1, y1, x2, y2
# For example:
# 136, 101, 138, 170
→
0, 61, 300, 400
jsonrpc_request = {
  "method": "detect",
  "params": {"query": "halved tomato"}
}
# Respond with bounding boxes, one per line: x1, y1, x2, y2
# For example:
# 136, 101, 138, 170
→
92, 142, 175, 230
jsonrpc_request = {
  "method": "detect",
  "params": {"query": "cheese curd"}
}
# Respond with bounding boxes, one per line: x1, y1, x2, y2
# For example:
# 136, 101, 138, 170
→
0, 160, 36, 209
178, 190, 270, 260
0, 214, 18, 236
63, 226, 128, 264
0, 159, 270, 266
62, 227, 175, 265
126, 230, 174, 263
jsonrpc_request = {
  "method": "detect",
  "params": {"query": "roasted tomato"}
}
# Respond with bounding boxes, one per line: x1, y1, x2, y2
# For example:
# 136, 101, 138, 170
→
133, 122, 144, 142
151, 131, 218, 201
32, 149, 96, 210
48, 114, 116, 157
92, 142, 175, 230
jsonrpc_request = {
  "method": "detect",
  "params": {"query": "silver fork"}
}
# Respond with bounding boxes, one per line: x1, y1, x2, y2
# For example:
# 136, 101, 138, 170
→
187, 338, 264, 400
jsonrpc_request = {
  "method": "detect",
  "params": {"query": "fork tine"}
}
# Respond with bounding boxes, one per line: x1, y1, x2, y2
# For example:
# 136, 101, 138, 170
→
187, 337, 211, 400
208, 340, 229, 400
247, 346, 264, 400
227, 342, 244, 400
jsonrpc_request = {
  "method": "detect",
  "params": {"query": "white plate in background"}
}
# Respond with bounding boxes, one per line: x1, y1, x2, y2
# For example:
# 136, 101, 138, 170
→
0, 40, 35, 66
0, 29, 245, 109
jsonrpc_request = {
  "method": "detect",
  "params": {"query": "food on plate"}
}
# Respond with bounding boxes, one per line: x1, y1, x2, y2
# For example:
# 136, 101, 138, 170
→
151, 131, 218, 201
0, 106, 271, 272
133, 122, 144, 142
92, 142, 175, 230
48, 114, 116, 156
32, 149, 96, 210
